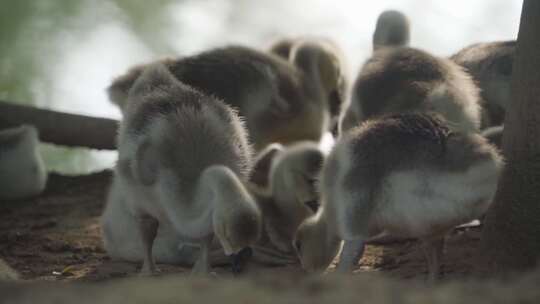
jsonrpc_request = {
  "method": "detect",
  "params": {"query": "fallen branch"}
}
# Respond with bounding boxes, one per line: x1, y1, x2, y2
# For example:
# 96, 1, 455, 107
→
0, 101, 118, 150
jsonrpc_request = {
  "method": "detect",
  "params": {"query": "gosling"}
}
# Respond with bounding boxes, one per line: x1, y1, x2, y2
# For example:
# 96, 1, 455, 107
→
295, 113, 502, 282
103, 140, 323, 270
372, 10, 411, 51
104, 63, 261, 275
341, 47, 481, 134
268, 37, 348, 136
451, 41, 515, 128
108, 44, 343, 150
249, 141, 324, 254
0, 125, 47, 200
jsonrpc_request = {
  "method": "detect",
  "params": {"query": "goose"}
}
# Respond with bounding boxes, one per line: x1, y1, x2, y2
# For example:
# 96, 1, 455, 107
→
104, 63, 261, 275
341, 47, 481, 135
295, 113, 502, 282
0, 125, 47, 200
102, 142, 324, 270
108, 44, 343, 150
451, 41, 515, 128
250, 141, 324, 254
372, 10, 411, 51
268, 37, 348, 136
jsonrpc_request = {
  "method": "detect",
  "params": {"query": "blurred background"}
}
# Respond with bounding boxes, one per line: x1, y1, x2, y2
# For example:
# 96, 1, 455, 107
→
0, 0, 521, 174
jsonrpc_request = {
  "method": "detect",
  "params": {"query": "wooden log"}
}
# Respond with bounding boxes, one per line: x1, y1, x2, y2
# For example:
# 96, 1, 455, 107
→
0, 101, 118, 150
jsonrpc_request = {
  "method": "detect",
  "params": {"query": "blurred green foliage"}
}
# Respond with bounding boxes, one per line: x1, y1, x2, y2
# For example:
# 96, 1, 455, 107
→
0, 0, 175, 104
0, 1, 77, 103
0, 0, 173, 173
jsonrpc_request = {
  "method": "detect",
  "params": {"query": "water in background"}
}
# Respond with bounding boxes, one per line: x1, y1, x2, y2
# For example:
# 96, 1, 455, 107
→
0, 0, 521, 174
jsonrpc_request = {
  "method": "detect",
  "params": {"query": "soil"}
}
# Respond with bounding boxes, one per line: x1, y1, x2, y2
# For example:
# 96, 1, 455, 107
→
0, 171, 482, 282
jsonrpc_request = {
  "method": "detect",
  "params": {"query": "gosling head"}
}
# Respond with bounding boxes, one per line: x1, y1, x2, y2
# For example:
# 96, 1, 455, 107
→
198, 165, 262, 274
213, 192, 261, 274
264, 142, 325, 252
208, 165, 262, 255
270, 142, 324, 211
269, 38, 295, 59
293, 211, 341, 273
213, 203, 261, 257
107, 63, 147, 111
248, 143, 284, 189
373, 10, 410, 51
285, 39, 347, 137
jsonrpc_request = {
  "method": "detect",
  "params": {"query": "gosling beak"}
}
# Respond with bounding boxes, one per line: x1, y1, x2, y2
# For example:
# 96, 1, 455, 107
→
331, 122, 340, 138
305, 200, 320, 213
229, 247, 253, 275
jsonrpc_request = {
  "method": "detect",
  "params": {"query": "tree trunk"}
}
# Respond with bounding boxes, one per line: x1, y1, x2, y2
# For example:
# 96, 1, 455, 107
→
0, 101, 118, 150
479, 0, 540, 274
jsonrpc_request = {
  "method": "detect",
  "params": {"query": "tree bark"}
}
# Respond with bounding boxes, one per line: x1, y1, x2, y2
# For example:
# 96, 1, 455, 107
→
0, 101, 118, 150
479, 0, 540, 274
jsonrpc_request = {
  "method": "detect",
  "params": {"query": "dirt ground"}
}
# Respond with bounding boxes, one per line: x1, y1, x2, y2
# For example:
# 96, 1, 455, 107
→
0, 171, 484, 283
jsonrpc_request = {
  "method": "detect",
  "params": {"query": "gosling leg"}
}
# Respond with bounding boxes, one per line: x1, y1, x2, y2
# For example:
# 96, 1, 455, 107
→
192, 236, 213, 275
138, 216, 159, 276
336, 239, 365, 273
421, 237, 445, 283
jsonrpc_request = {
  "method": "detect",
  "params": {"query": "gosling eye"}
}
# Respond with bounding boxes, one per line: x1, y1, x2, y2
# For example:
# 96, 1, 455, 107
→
305, 200, 319, 213
294, 240, 302, 254
306, 177, 317, 187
